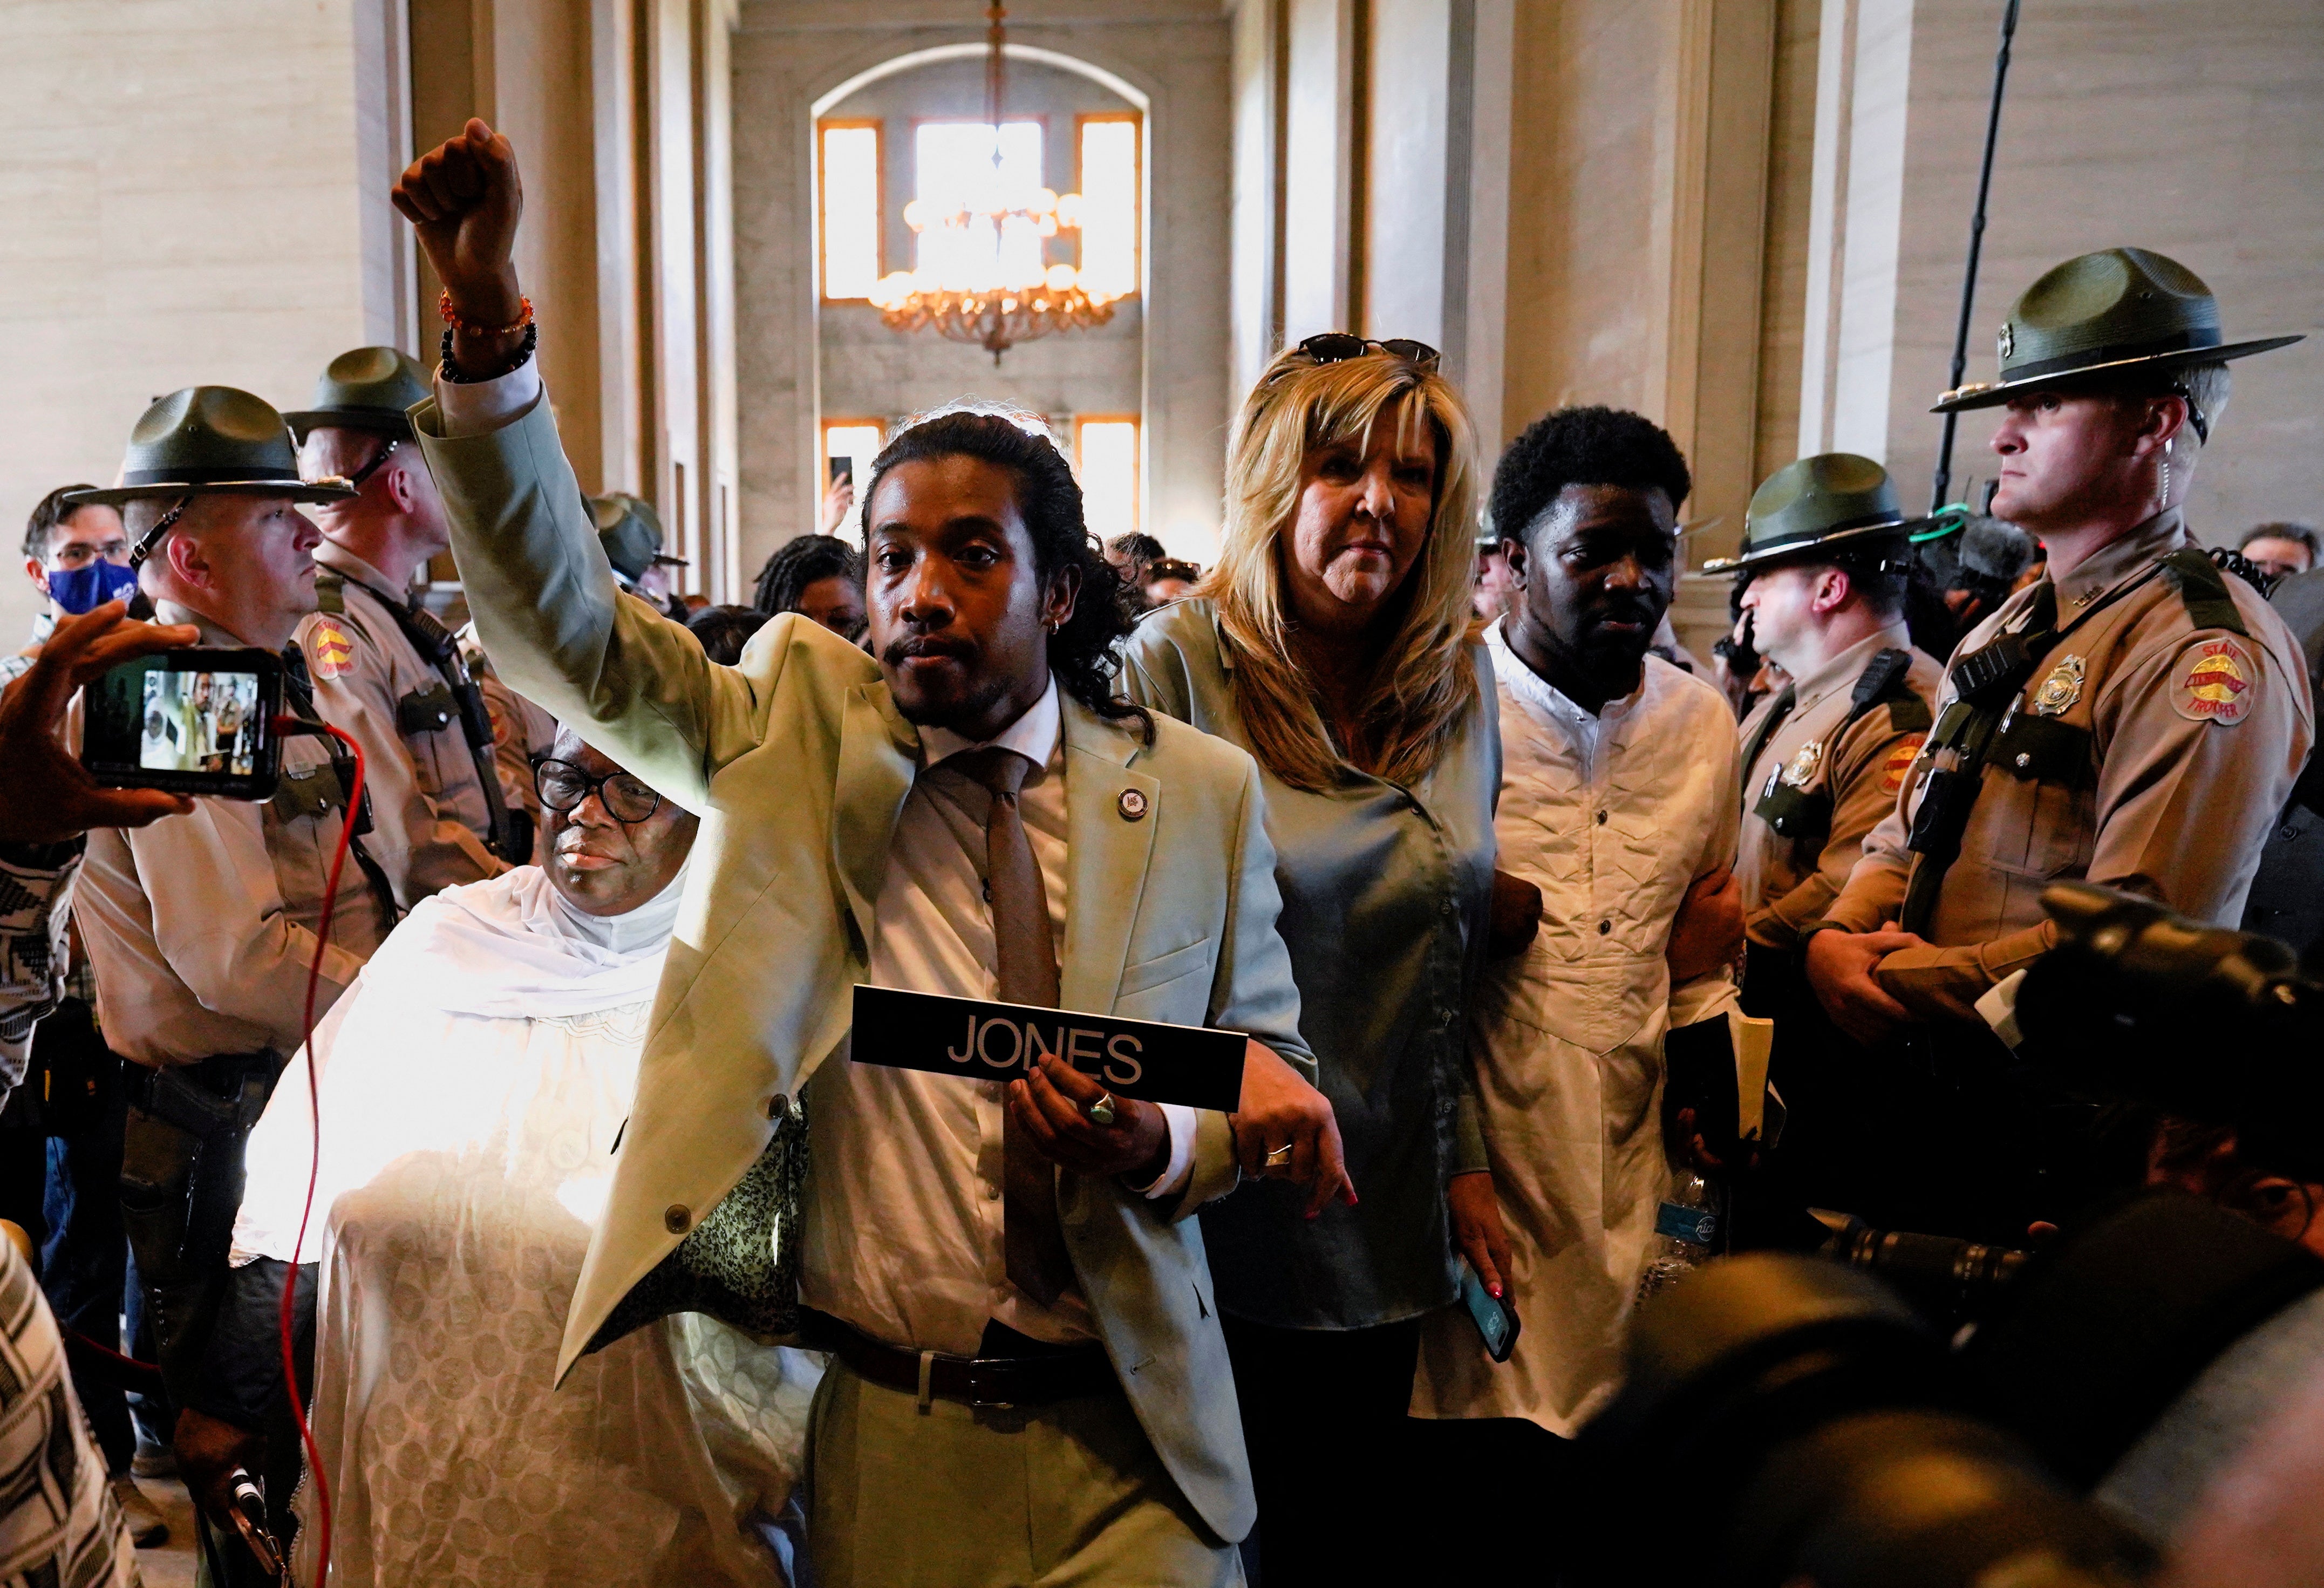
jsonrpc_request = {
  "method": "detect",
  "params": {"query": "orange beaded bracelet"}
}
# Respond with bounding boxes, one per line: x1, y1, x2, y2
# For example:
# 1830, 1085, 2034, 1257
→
437, 289, 534, 338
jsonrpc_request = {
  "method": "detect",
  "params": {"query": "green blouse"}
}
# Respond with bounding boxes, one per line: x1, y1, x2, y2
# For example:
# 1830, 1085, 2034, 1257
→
1121, 600, 1501, 1330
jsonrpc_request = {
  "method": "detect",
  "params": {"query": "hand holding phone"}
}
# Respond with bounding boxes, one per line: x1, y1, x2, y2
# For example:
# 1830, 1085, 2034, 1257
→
0, 602, 201, 842
79, 646, 285, 801
1459, 1258, 1521, 1364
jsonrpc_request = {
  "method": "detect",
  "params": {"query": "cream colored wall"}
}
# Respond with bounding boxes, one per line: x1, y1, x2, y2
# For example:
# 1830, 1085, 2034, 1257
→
732, 0, 1233, 576
0, 0, 382, 647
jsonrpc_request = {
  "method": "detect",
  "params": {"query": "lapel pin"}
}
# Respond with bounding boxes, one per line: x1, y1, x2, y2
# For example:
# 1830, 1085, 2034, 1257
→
1117, 788, 1149, 821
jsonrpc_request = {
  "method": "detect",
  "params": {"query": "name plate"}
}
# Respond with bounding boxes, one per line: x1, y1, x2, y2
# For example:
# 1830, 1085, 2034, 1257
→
849, 985, 1248, 1112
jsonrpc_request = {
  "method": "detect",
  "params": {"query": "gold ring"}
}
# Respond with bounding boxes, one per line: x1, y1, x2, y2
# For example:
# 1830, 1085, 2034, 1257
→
1264, 1143, 1293, 1170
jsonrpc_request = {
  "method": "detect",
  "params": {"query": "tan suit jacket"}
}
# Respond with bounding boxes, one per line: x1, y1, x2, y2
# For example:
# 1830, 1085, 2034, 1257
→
414, 392, 1311, 1541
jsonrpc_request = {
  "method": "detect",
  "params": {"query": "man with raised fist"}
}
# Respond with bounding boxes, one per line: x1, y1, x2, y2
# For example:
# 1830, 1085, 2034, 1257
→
386, 119, 1348, 1586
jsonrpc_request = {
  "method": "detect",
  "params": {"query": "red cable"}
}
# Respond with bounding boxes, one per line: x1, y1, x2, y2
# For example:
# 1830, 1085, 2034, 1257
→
282, 720, 363, 1585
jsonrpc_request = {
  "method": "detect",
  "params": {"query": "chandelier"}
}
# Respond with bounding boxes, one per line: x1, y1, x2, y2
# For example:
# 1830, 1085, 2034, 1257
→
868, 2, 1125, 363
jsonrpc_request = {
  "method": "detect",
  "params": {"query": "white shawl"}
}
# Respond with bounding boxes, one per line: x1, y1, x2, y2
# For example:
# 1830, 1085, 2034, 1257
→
231, 862, 813, 1588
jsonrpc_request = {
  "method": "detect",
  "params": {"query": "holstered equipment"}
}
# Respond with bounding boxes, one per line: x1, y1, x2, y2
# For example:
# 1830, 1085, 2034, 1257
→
324, 569, 531, 863
118, 1051, 281, 1406
1898, 550, 2249, 936
1751, 649, 1933, 857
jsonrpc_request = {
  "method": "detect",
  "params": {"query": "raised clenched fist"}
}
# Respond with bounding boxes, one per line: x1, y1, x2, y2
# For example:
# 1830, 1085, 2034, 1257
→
391, 118, 527, 365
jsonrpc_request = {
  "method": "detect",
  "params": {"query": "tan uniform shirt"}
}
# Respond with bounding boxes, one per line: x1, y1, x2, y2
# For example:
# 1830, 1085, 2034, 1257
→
1739, 624, 1942, 951
296, 542, 503, 905
72, 602, 393, 1066
1825, 511, 2314, 1023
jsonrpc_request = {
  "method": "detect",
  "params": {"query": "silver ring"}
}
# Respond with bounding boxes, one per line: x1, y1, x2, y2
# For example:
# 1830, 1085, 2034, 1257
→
1085, 1093, 1119, 1128
1264, 1143, 1293, 1170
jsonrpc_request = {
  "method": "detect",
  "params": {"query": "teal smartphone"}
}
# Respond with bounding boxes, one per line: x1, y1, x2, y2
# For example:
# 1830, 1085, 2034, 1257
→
1458, 1259, 1520, 1363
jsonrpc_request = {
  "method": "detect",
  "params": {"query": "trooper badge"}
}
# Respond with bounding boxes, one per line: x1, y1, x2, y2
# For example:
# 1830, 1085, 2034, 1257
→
1780, 740, 1824, 789
2032, 655, 2085, 718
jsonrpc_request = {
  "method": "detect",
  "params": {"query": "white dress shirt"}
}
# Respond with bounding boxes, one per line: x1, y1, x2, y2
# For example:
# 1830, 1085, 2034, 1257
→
796, 679, 1195, 1353
438, 365, 1194, 1357
1412, 620, 1742, 1435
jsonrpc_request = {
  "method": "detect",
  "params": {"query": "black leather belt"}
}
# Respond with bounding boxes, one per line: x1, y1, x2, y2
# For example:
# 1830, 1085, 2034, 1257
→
803, 1310, 1119, 1409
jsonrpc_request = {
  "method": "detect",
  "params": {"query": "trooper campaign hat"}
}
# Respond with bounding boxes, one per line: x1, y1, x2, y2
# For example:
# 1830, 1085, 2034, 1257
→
1702, 453, 1914, 576
283, 346, 434, 442
66, 386, 356, 570
1933, 247, 2302, 419
591, 492, 687, 583
67, 387, 358, 511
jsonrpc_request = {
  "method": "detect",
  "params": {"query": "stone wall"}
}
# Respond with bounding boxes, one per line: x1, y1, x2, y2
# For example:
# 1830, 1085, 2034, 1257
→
732, 0, 1233, 577
0, 0, 385, 647
1809, 0, 2324, 535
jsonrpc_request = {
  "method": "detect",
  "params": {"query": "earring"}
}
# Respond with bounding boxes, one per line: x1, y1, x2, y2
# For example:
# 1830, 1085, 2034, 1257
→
2159, 447, 2172, 508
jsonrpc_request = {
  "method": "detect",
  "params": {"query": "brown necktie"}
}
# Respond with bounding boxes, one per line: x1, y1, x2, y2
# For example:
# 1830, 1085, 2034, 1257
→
950, 747, 1075, 1307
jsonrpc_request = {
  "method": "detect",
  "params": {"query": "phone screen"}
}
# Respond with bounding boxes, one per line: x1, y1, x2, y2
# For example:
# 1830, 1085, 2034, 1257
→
829, 455, 853, 483
81, 648, 285, 800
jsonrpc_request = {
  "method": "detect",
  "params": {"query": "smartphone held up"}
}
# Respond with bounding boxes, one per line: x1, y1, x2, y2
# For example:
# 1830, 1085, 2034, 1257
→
80, 646, 285, 800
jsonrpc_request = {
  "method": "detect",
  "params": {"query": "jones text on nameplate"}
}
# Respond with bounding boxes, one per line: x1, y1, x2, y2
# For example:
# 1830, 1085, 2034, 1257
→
849, 985, 1248, 1112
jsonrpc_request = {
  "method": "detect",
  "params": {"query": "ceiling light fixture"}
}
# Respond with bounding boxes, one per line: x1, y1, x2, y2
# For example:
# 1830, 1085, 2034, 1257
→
868, 2, 1124, 363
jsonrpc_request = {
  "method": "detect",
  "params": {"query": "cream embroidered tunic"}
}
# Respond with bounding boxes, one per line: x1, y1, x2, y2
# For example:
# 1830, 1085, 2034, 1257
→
1413, 622, 1742, 1436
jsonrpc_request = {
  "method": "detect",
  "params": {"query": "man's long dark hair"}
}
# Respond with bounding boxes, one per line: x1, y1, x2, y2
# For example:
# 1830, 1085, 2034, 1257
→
862, 410, 1149, 739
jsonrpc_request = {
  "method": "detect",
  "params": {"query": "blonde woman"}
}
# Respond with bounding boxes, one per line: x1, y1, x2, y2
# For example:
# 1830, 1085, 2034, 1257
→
1121, 336, 1506, 1586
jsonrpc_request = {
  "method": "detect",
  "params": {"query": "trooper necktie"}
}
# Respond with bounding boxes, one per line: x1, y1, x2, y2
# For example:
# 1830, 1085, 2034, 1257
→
951, 746, 1075, 1307
1739, 683, 1798, 783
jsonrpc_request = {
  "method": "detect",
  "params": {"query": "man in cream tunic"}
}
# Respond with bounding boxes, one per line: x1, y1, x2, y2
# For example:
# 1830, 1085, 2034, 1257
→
1414, 407, 1741, 1466
391, 120, 1347, 1587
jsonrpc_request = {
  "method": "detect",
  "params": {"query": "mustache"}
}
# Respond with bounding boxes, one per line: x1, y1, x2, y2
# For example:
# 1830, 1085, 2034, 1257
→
882, 633, 977, 667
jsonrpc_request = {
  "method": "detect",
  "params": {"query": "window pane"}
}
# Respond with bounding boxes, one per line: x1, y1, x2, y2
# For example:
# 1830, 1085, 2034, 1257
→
820, 124, 880, 299
824, 424, 884, 537
1077, 420, 1139, 544
1078, 119, 1138, 301
915, 120, 1044, 284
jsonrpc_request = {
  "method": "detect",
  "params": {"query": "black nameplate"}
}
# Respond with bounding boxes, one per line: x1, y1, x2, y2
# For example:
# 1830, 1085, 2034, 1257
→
849, 985, 1248, 1113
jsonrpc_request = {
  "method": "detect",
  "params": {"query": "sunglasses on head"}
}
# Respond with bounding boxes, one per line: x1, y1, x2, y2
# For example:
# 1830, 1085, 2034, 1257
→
1292, 333, 1441, 371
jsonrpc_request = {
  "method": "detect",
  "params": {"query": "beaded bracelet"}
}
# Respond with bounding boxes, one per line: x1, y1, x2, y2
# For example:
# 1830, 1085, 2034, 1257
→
438, 289, 533, 338
439, 319, 538, 385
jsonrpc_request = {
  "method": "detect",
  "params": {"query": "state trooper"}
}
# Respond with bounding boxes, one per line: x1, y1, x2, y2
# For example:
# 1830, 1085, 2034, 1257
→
63, 388, 396, 1576
1705, 455, 1943, 1213
594, 490, 689, 619
1802, 247, 2313, 1241
288, 346, 528, 897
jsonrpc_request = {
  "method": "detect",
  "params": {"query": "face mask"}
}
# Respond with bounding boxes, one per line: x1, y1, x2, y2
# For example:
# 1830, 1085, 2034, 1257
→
47, 559, 140, 615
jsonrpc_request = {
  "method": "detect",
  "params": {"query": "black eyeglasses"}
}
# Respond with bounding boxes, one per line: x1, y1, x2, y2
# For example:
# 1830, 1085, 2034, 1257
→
1294, 333, 1441, 370
534, 758, 664, 824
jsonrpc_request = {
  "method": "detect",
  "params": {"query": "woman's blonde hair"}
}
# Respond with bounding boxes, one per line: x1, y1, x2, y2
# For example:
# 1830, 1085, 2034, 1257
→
1200, 346, 1482, 792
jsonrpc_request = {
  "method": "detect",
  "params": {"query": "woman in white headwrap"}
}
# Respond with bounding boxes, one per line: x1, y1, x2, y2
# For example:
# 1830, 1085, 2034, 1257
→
221, 728, 816, 1586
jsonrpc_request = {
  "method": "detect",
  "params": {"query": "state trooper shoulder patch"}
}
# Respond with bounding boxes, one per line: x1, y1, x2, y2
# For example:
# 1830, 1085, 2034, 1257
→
1880, 736, 1923, 794
309, 618, 356, 681
2172, 637, 2255, 725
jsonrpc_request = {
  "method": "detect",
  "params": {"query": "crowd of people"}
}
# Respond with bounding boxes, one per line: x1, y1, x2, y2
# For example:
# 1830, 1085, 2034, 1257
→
2, 114, 2322, 1588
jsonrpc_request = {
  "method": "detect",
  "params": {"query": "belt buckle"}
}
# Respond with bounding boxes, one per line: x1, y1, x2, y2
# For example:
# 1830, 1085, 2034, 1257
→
962, 1359, 1017, 1411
